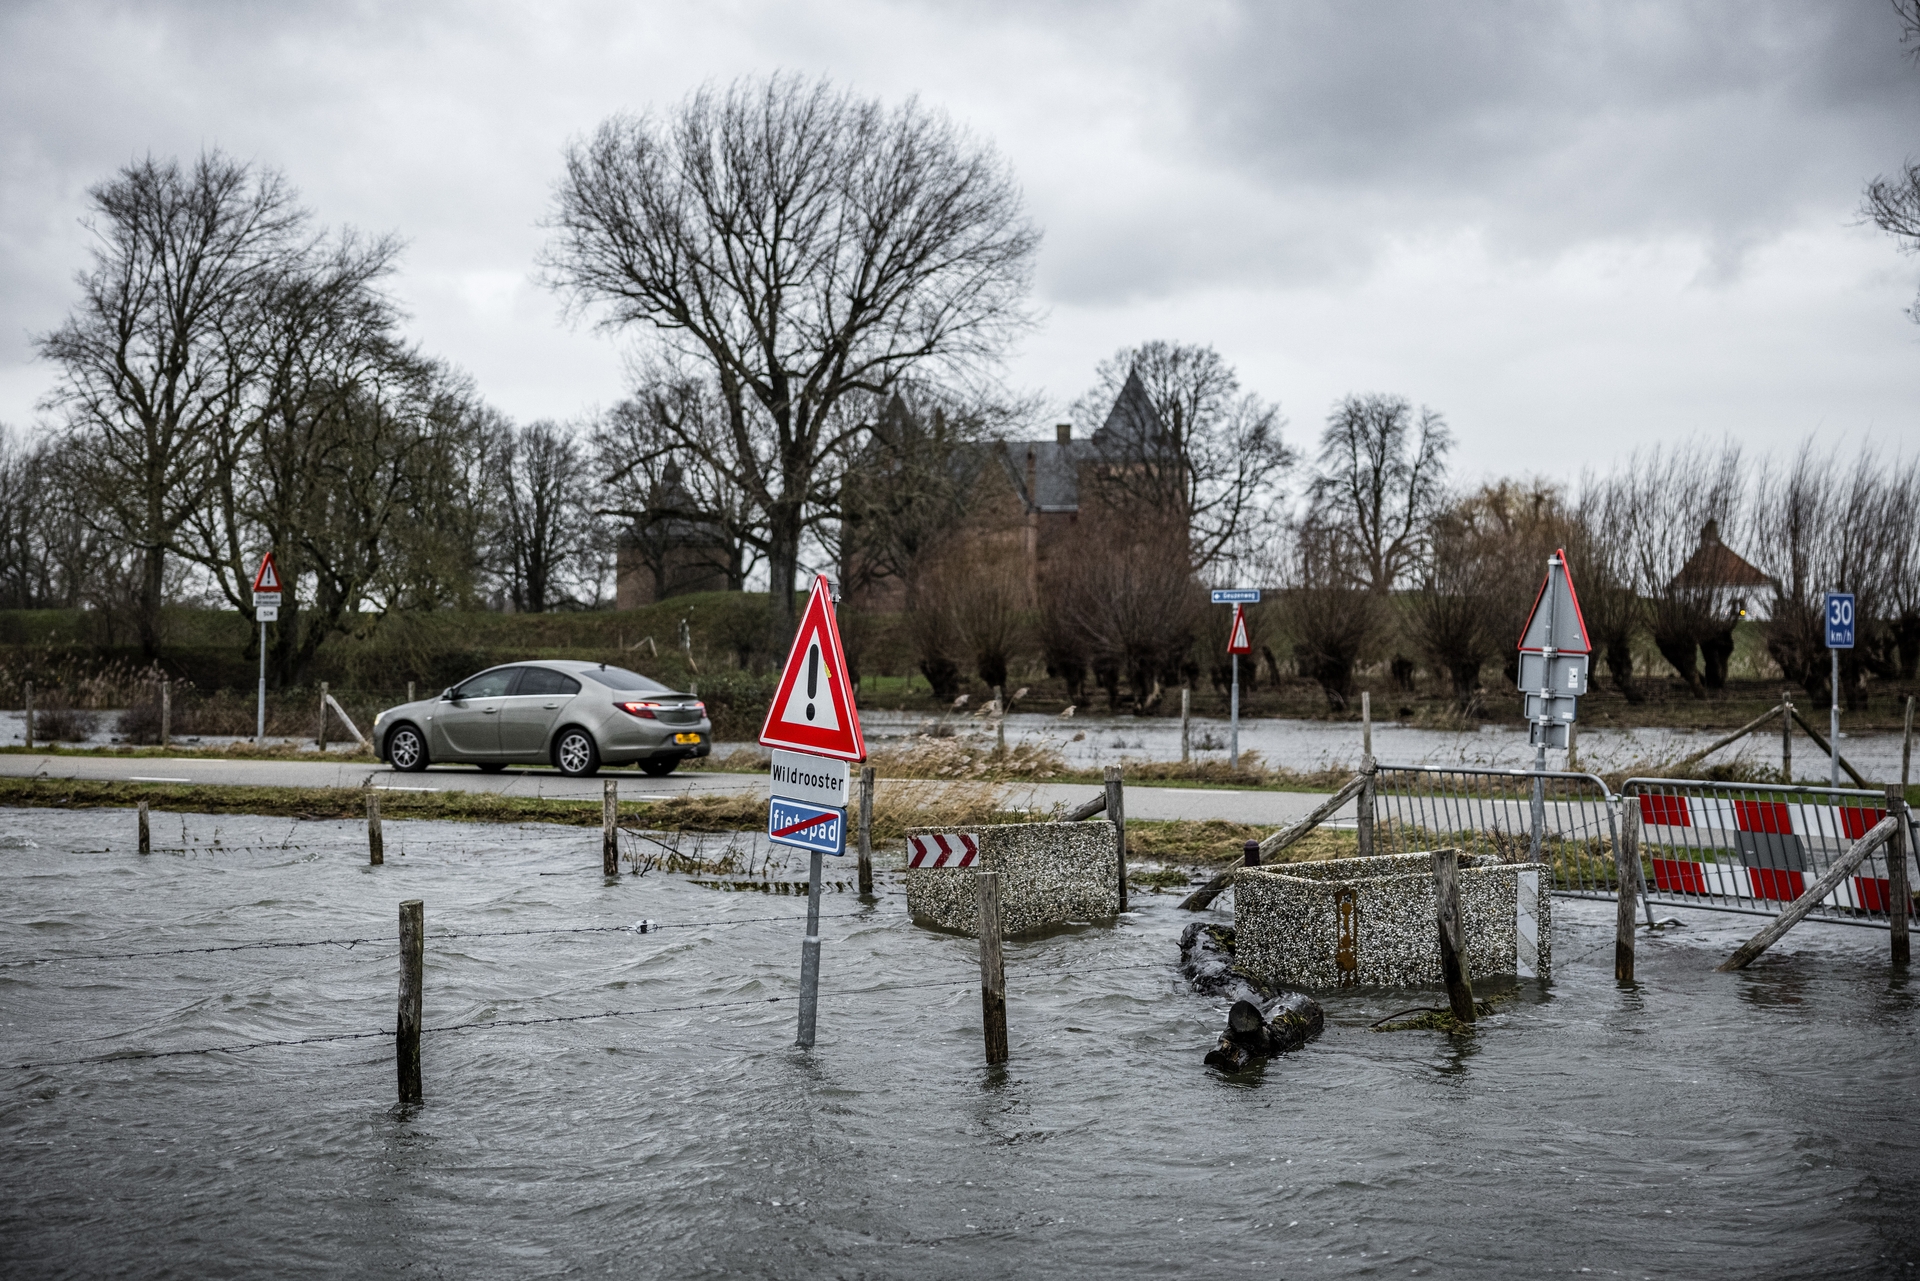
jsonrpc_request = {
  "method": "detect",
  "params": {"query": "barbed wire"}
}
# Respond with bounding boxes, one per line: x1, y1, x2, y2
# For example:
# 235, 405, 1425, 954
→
0, 911, 882, 968
7, 961, 1177, 1071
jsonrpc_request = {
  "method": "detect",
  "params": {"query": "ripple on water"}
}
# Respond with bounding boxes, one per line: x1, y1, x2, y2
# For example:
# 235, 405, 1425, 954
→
0, 804, 1915, 1278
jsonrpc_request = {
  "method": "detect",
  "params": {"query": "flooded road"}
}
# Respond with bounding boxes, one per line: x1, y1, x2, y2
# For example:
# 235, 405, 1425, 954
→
3, 807, 1916, 1278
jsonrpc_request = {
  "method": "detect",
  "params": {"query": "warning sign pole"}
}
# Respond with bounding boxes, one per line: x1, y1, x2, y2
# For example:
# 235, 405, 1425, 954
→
251, 552, 283, 743
1226, 603, 1253, 771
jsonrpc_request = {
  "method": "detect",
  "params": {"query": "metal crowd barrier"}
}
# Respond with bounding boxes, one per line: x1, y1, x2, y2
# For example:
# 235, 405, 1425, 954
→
1366, 764, 1915, 931
1370, 765, 1625, 900
1621, 777, 1915, 929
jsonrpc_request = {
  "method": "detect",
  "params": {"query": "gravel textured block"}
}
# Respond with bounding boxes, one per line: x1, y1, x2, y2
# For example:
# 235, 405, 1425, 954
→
1233, 850, 1552, 990
905, 821, 1121, 936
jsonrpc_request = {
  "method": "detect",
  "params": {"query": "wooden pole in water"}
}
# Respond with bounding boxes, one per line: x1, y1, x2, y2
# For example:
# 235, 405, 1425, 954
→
602, 780, 618, 875
1887, 783, 1909, 966
856, 765, 875, 898
368, 791, 384, 866
1903, 695, 1913, 790
396, 899, 423, 1105
138, 800, 150, 855
993, 685, 1006, 755
977, 870, 1008, 1065
1614, 797, 1639, 983
160, 678, 171, 749
1105, 765, 1127, 913
1781, 691, 1793, 784
22, 680, 31, 750
1180, 687, 1191, 764
318, 681, 328, 752
1431, 848, 1476, 1022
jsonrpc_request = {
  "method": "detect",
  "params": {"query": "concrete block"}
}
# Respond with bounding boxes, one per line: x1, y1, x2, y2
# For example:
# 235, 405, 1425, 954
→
906, 821, 1120, 936
1232, 850, 1552, 991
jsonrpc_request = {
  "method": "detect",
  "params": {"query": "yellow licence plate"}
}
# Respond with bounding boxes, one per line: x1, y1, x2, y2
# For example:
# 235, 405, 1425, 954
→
674, 732, 703, 745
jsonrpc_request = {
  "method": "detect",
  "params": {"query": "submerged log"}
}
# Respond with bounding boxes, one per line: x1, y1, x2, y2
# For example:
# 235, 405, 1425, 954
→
1203, 993, 1325, 1072
1178, 922, 1270, 1005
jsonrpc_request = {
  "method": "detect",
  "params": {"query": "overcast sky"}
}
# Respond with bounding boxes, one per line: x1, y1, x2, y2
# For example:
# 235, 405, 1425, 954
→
4, 0, 1919, 486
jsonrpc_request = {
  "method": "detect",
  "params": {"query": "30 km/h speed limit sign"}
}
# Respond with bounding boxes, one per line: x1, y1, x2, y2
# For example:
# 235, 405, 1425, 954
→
1822, 590, 1855, 787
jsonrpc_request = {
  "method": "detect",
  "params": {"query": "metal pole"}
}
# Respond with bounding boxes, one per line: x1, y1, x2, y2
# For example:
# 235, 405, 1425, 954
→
1361, 690, 1372, 766
1530, 554, 1555, 860
1830, 648, 1840, 789
256, 620, 267, 743
795, 845, 825, 1047
1229, 653, 1240, 770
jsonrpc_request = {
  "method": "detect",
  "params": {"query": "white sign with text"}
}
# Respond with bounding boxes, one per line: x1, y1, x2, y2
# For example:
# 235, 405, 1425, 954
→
768, 748, 850, 809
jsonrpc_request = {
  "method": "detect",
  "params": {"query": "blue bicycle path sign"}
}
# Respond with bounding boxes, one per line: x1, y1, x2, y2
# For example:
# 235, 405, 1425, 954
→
1824, 592, 1855, 650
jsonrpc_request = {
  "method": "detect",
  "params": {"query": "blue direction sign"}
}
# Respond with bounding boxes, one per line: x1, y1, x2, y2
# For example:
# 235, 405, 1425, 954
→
1210, 589, 1261, 604
1824, 592, 1855, 649
768, 797, 846, 856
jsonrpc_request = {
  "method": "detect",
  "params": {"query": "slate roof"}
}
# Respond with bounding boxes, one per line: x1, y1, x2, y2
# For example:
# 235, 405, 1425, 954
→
994, 368, 1166, 514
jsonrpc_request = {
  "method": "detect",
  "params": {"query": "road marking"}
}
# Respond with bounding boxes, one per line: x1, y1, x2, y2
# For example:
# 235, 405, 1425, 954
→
128, 776, 191, 783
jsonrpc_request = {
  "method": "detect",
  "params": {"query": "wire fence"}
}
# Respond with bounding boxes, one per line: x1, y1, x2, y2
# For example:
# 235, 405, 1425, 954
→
1371, 765, 1622, 896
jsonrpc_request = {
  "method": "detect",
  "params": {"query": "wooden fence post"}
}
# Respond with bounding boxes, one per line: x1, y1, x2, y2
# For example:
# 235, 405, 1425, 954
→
318, 681, 329, 752
1105, 765, 1127, 913
1888, 784, 1910, 967
857, 765, 875, 898
1431, 848, 1476, 1022
993, 685, 1006, 755
1903, 695, 1913, 790
1567, 721, 1578, 773
368, 792, 384, 865
407, 681, 416, 705
1615, 797, 1639, 983
160, 678, 171, 749
1357, 767, 1376, 860
602, 780, 618, 875
138, 800, 150, 855
22, 680, 31, 750
1180, 687, 1191, 764
977, 870, 1008, 1065
1361, 690, 1372, 763
397, 899, 423, 1105
1782, 691, 1793, 783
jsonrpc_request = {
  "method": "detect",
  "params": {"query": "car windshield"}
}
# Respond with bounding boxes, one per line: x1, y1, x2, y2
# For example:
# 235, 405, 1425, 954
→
579, 666, 671, 693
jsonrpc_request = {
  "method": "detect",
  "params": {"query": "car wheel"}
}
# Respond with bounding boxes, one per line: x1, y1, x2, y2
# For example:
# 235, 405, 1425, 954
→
388, 724, 429, 773
554, 728, 600, 777
476, 762, 509, 774
640, 758, 677, 778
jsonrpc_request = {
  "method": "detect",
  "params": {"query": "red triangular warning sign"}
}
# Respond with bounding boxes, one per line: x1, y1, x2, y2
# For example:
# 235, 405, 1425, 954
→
1516, 549, 1591, 655
1227, 604, 1252, 655
759, 576, 866, 761
252, 552, 281, 593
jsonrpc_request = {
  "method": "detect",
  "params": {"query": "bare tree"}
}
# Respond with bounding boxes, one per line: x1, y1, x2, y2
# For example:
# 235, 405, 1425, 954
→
495, 419, 594, 613
1280, 513, 1379, 711
36, 151, 307, 656
1048, 512, 1201, 714
1567, 475, 1645, 702
1071, 341, 1292, 572
1308, 394, 1453, 594
1610, 444, 1744, 697
543, 74, 1040, 646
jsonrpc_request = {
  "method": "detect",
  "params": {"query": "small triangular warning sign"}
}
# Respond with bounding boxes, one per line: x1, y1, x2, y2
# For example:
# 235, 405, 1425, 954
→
759, 576, 866, 761
1516, 549, 1591, 655
1227, 604, 1252, 655
252, 552, 281, 594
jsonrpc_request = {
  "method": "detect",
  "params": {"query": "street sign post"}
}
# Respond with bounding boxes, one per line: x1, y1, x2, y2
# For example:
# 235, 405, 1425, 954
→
1516, 549, 1592, 857
759, 574, 867, 1050
1825, 591, 1855, 787
1226, 603, 1252, 769
250, 553, 283, 742
1210, 589, 1261, 605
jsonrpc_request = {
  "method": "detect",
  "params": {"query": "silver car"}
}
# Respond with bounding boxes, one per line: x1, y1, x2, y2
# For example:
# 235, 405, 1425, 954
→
372, 661, 712, 778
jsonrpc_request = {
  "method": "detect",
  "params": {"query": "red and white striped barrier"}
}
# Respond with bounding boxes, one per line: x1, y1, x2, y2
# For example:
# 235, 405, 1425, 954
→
1636, 794, 1884, 841
907, 833, 979, 869
1636, 794, 1899, 911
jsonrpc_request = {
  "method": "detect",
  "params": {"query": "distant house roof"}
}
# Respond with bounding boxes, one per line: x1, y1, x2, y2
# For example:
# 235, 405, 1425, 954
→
994, 368, 1167, 514
1672, 520, 1771, 589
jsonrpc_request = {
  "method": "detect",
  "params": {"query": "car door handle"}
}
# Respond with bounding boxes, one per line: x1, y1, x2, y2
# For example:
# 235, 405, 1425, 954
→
482, 707, 498, 714
543, 703, 559, 709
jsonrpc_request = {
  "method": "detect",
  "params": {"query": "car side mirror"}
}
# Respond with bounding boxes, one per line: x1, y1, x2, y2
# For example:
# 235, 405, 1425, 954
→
440, 688, 456, 702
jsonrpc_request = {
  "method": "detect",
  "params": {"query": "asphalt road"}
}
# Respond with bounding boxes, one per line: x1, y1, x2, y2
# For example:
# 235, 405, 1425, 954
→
0, 753, 1334, 825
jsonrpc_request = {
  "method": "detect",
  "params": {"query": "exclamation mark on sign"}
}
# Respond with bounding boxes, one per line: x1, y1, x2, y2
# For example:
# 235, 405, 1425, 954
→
805, 644, 819, 721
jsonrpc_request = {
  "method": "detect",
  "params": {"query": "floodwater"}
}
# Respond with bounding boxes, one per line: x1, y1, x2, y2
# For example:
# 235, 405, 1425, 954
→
3, 807, 1916, 1278
856, 708, 1913, 782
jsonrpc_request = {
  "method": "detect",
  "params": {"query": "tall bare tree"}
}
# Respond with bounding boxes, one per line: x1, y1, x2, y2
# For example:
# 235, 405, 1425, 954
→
496, 419, 596, 613
1071, 341, 1292, 572
37, 152, 307, 655
1308, 394, 1453, 594
543, 74, 1040, 645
